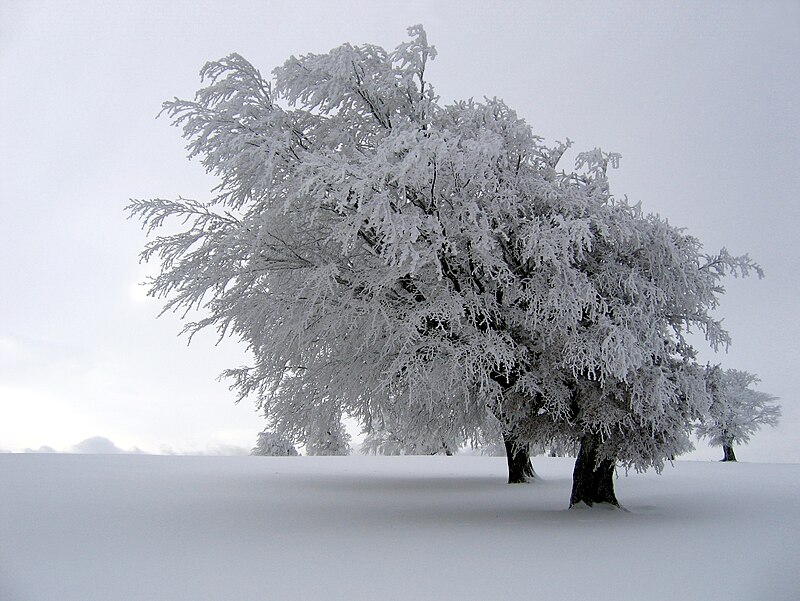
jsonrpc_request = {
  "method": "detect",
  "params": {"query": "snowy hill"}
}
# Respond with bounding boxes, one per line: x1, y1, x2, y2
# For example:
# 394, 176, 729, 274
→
1, 454, 797, 601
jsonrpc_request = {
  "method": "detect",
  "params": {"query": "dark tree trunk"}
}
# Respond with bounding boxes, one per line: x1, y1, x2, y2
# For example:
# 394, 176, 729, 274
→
569, 432, 619, 507
503, 433, 536, 483
721, 444, 737, 462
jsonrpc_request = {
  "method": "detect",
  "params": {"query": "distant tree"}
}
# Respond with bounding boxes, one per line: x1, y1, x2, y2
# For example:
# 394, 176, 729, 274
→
698, 367, 780, 462
359, 405, 460, 456
129, 26, 760, 507
251, 430, 299, 456
304, 404, 352, 456
360, 429, 455, 456
360, 429, 405, 456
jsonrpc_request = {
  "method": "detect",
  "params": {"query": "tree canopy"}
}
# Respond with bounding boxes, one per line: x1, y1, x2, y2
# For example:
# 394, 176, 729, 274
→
129, 26, 761, 506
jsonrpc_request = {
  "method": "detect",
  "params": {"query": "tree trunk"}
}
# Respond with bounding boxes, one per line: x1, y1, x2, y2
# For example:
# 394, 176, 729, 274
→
721, 444, 737, 462
569, 432, 619, 507
503, 433, 536, 483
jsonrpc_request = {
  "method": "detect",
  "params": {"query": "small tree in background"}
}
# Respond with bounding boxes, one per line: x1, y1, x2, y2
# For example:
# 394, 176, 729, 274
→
359, 402, 461, 456
304, 405, 352, 456
251, 430, 299, 456
698, 367, 780, 462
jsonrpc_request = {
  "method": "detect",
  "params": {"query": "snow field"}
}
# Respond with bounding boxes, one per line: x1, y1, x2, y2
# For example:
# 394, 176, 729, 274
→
1, 454, 798, 601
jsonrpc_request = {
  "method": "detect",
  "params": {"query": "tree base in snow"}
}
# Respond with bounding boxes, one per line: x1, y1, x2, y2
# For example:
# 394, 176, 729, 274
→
569, 501, 624, 511
504, 438, 537, 484
721, 444, 737, 462
569, 433, 619, 507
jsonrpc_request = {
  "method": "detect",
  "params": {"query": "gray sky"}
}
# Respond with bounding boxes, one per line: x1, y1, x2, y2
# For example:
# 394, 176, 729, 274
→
1, 0, 797, 460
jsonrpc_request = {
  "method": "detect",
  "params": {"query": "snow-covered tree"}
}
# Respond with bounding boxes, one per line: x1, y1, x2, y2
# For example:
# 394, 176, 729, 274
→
127, 26, 560, 479
551, 209, 760, 506
360, 429, 455, 456
359, 404, 460, 455
129, 26, 760, 507
251, 430, 299, 456
698, 367, 780, 461
304, 404, 352, 456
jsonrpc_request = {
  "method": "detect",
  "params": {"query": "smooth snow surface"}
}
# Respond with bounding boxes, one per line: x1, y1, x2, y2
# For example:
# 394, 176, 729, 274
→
1, 455, 798, 601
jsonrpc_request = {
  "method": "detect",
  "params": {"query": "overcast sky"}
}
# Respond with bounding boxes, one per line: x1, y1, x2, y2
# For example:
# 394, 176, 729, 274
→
1, 0, 797, 460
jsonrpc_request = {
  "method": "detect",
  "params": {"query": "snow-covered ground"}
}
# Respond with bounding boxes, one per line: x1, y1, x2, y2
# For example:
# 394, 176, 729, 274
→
1, 454, 797, 601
